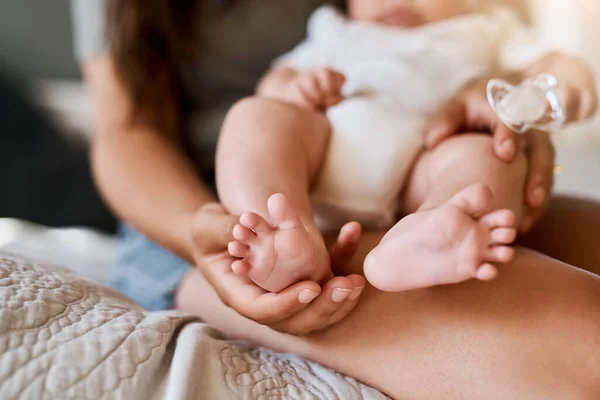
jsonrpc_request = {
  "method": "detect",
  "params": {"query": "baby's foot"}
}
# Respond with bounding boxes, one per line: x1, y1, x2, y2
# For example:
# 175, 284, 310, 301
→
228, 193, 331, 292
364, 184, 517, 292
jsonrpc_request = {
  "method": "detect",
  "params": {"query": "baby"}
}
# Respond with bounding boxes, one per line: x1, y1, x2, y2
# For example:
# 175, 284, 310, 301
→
216, 0, 595, 293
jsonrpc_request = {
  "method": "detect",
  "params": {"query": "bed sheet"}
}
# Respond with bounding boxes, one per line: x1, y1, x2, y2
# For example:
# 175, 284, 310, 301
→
0, 252, 388, 399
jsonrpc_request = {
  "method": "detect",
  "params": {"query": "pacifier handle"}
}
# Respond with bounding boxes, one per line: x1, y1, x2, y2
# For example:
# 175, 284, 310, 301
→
487, 74, 566, 135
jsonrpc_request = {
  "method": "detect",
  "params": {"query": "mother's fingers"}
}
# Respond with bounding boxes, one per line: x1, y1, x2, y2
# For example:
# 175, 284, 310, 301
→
271, 275, 365, 335
244, 280, 324, 325
323, 274, 365, 327
491, 119, 519, 162
525, 130, 555, 207
192, 204, 239, 252
208, 256, 323, 325
330, 221, 361, 275
520, 129, 555, 233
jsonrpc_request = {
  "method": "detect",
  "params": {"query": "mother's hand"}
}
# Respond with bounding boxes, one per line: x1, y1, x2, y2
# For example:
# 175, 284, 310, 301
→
425, 77, 555, 233
190, 203, 365, 335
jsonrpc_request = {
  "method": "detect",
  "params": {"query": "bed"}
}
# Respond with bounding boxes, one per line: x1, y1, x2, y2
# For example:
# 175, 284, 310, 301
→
0, 251, 388, 399
1, 0, 599, 398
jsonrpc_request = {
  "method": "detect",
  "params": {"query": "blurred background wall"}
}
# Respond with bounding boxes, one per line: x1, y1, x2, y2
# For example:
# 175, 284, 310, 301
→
0, 0, 79, 80
0, 0, 115, 232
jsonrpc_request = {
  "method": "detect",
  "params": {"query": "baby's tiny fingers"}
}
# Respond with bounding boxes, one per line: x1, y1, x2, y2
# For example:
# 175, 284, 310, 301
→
300, 73, 321, 95
324, 94, 344, 108
295, 82, 320, 110
329, 69, 346, 89
558, 85, 581, 122
579, 89, 598, 120
317, 69, 345, 94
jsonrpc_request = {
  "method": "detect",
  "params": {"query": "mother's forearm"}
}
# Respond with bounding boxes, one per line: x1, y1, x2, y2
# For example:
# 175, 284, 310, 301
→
84, 56, 215, 261
92, 126, 214, 261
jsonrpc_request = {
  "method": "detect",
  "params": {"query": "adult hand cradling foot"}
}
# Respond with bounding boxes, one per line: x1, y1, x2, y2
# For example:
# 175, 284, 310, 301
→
189, 202, 365, 335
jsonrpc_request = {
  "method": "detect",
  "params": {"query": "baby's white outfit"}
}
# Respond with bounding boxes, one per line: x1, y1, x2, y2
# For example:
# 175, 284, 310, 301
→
279, 6, 547, 231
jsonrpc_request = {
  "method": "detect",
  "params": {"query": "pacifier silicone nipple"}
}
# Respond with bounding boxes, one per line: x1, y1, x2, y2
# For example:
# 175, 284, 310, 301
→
487, 74, 566, 134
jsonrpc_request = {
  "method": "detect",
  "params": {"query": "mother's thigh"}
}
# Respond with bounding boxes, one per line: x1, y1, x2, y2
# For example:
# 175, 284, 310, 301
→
177, 236, 600, 399
520, 195, 600, 275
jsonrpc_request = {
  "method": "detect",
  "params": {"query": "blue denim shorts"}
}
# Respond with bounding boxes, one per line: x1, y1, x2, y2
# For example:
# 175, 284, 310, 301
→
109, 224, 191, 310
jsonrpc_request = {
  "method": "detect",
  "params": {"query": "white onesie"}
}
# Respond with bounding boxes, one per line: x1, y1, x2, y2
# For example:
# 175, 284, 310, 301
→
279, 6, 547, 231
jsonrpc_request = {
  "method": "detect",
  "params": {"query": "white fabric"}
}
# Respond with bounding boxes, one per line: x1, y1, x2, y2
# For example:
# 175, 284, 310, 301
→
280, 6, 546, 230
0, 219, 116, 285
0, 252, 387, 399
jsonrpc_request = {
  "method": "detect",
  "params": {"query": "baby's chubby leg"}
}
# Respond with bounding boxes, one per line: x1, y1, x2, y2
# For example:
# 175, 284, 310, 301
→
404, 134, 527, 220
365, 134, 527, 291
216, 98, 344, 293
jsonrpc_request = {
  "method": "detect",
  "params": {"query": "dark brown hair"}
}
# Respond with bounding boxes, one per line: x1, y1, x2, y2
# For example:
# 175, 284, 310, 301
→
106, 0, 199, 135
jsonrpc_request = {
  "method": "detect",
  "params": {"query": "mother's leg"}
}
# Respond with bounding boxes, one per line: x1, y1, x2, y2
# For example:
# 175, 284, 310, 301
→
177, 236, 600, 399
520, 195, 600, 275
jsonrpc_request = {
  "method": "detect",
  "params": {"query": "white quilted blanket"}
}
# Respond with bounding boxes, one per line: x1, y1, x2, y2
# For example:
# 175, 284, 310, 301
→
0, 252, 387, 399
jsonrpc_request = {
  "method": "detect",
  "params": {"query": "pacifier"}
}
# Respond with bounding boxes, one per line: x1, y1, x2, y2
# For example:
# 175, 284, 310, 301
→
487, 74, 566, 134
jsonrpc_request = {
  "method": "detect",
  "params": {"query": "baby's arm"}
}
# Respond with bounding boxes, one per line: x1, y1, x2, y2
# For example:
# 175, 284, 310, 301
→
507, 52, 597, 122
257, 65, 346, 111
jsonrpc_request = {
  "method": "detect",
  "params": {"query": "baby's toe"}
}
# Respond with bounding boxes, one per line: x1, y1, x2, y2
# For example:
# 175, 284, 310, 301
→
481, 209, 516, 229
240, 212, 272, 236
228, 241, 251, 259
486, 245, 515, 263
490, 227, 517, 245
476, 263, 498, 281
233, 224, 256, 244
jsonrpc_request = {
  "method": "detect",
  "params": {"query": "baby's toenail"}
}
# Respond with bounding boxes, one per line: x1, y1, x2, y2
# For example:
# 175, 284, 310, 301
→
298, 289, 319, 304
349, 286, 364, 301
332, 288, 352, 303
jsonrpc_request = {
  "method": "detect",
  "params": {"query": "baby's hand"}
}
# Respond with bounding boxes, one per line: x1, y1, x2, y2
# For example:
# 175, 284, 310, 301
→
287, 68, 346, 111
549, 54, 598, 121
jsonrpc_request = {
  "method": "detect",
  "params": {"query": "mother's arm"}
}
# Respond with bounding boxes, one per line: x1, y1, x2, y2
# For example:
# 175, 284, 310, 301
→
83, 55, 363, 331
84, 56, 215, 259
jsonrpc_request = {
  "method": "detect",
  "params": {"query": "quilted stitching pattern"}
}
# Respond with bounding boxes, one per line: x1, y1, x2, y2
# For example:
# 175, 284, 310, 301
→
220, 343, 389, 399
0, 254, 181, 400
0, 252, 387, 400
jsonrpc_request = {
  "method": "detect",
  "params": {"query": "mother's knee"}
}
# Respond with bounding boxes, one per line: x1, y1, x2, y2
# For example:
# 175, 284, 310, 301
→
568, 277, 600, 395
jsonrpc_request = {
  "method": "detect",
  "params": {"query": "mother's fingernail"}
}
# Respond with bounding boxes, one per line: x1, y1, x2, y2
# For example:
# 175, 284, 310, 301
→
298, 289, 318, 304
349, 286, 364, 301
332, 288, 352, 303
530, 187, 546, 206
